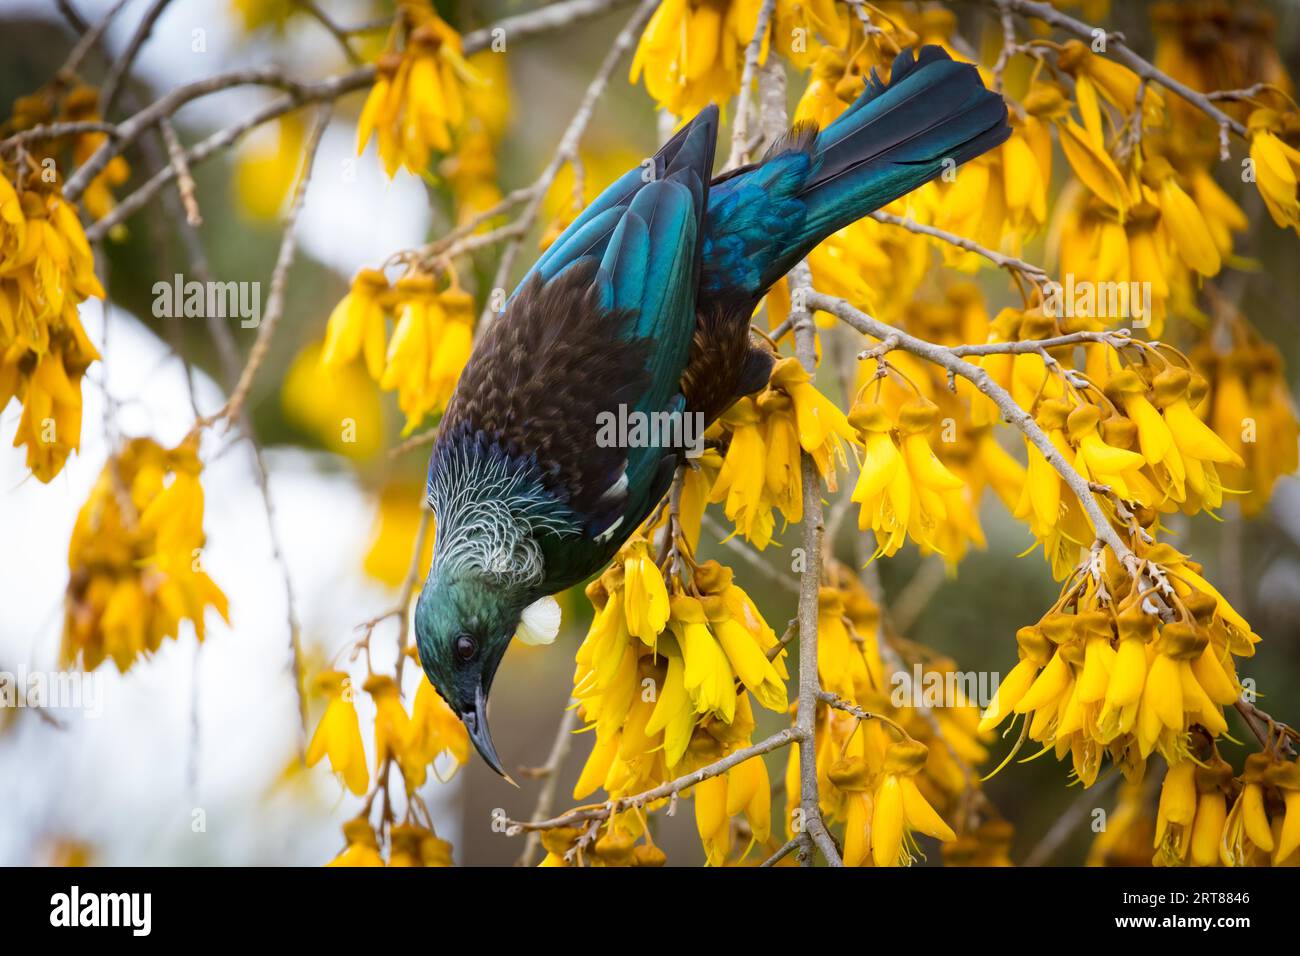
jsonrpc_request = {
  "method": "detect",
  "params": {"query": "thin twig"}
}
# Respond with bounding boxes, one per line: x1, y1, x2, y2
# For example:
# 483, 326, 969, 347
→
506, 729, 798, 832
476, 0, 660, 328
101, 0, 176, 115
725, 0, 775, 170
157, 117, 200, 225
59, 0, 132, 80
1022, 769, 1120, 866
869, 209, 1052, 287
517, 703, 581, 866
988, 0, 1248, 140
196, 106, 330, 430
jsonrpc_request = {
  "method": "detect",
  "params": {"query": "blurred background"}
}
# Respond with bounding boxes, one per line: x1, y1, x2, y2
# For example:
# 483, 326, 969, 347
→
1, 0, 1298, 866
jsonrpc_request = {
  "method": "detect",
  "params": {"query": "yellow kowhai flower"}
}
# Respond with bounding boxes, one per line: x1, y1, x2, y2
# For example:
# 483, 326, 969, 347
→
1145, 365, 1243, 515
380, 274, 475, 434
1056, 39, 1164, 123
621, 537, 671, 642
1218, 753, 1300, 867
1191, 328, 1299, 517
849, 397, 969, 560
798, 561, 990, 852
326, 816, 384, 867
440, 51, 510, 227
1156, 754, 1234, 868
1066, 120, 1132, 222
306, 670, 369, 797
63, 436, 229, 672
1247, 109, 1300, 235
694, 560, 788, 712
1187, 162, 1249, 260
404, 674, 470, 789
983, 538, 1256, 783
356, 9, 472, 177
0, 170, 102, 481
571, 543, 785, 864
794, 47, 852, 130
768, 356, 856, 480
630, 0, 765, 118
233, 113, 305, 221
321, 268, 389, 381
365, 674, 414, 778
846, 737, 955, 867
389, 822, 454, 867
1137, 155, 1221, 278
282, 339, 385, 460
694, 749, 772, 866
364, 483, 433, 586
770, 0, 846, 70
906, 123, 1050, 265
1153, 757, 1197, 865
708, 358, 855, 548
60, 86, 130, 224
815, 585, 885, 705
708, 397, 779, 547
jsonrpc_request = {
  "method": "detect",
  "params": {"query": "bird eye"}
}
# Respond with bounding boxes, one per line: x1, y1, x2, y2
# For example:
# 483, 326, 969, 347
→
455, 634, 477, 663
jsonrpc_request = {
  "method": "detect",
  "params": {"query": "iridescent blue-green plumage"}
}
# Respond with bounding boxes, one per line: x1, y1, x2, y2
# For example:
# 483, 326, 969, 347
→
415, 46, 1011, 777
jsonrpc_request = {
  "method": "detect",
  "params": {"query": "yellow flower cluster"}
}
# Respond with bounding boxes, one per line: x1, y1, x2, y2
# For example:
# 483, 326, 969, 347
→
321, 269, 474, 434
786, 563, 992, 866
439, 52, 510, 226
1247, 109, 1300, 236
5, 83, 131, 226
980, 537, 1257, 785
559, 539, 788, 865
1151, 1, 1291, 134
306, 668, 468, 798
63, 437, 228, 672
708, 356, 856, 549
356, 4, 474, 177
969, 323, 1246, 578
849, 396, 978, 562
58, 86, 131, 223
1014, 54, 1241, 337
846, 289, 1026, 570
1156, 750, 1300, 867
1189, 320, 1299, 517
233, 114, 304, 222
0, 165, 102, 481
630, 0, 849, 117
327, 815, 454, 867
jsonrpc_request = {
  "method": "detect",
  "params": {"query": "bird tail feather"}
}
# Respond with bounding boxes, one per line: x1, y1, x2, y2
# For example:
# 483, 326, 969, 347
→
758, 45, 1010, 291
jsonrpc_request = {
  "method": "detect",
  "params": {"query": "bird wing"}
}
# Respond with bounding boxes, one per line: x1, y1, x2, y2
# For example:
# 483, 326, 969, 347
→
439, 106, 718, 587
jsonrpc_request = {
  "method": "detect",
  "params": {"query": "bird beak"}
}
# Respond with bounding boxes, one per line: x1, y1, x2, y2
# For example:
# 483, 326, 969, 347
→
462, 682, 517, 787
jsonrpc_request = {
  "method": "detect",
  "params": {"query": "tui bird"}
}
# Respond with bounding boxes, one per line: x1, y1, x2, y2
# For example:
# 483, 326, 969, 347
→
414, 46, 1011, 778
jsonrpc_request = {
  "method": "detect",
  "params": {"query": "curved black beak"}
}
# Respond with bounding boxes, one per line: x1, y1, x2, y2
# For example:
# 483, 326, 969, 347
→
461, 683, 517, 787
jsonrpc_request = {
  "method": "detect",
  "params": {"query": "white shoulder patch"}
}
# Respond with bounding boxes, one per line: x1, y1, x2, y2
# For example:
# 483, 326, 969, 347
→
516, 595, 562, 646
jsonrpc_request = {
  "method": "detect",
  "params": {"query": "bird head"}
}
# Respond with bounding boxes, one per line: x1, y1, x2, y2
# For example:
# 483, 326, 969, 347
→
414, 571, 523, 782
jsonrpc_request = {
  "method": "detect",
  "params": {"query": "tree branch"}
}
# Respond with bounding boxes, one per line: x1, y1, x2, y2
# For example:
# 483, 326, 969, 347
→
506, 729, 798, 832
806, 290, 1138, 574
